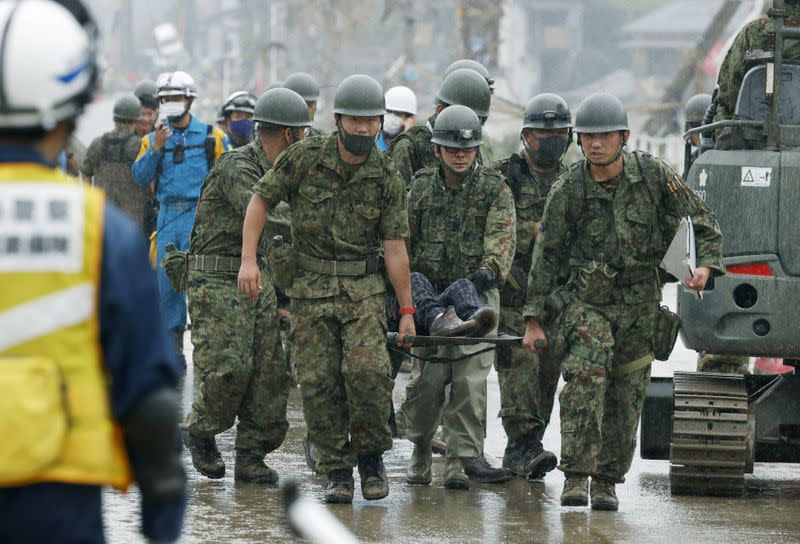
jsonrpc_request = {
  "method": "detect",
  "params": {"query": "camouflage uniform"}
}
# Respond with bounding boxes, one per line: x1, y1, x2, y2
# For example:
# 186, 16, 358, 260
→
714, 5, 800, 149
81, 125, 151, 233
185, 140, 290, 458
493, 153, 566, 443
388, 114, 490, 186
252, 133, 409, 474
401, 164, 516, 459
524, 151, 723, 482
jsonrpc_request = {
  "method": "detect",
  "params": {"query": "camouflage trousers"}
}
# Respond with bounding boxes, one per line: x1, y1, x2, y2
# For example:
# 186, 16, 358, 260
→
290, 292, 394, 474
185, 268, 290, 457
547, 297, 655, 482
401, 288, 499, 459
497, 305, 562, 442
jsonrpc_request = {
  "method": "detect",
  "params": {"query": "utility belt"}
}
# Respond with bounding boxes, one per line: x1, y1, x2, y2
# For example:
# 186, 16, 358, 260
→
296, 252, 382, 276
267, 238, 383, 290
162, 249, 254, 292
187, 254, 242, 273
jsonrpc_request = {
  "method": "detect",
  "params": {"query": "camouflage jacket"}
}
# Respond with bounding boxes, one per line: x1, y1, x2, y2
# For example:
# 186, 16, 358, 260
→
493, 152, 566, 308
189, 140, 272, 259
524, 151, 724, 320
716, 7, 800, 119
82, 125, 151, 227
387, 114, 438, 186
408, 163, 516, 289
388, 113, 490, 186
253, 133, 409, 300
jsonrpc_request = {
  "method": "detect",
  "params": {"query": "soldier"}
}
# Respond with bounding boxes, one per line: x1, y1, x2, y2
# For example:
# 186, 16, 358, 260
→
714, 0, 800, 149
522, 93, 724, 511
133, 80, 161, 237
682, 93, 711, 178
220, 91, 257, 149
238, 74, 415, 504
132, 70, 228, 364
134, 79, 159, 138
182, 88, 310, 483
493, 93, 571, 480
442, 59, 497, 161
401, 105, 515, 490
284, 71, 325, 138
82, 95, 153, 236
388, 68, 492, 185
443, 58, 495, 93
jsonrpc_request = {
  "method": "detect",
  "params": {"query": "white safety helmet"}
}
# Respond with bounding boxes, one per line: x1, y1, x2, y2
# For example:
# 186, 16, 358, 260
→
0, 0, 100, 131
384, 86, 417, 116
156, 70, 198, 99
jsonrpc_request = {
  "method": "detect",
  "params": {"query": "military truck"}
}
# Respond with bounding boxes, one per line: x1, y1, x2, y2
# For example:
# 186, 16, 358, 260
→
640, 0, 800, 496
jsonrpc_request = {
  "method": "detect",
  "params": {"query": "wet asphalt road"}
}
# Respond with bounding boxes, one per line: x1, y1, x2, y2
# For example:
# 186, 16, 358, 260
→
103, 285, 800, 543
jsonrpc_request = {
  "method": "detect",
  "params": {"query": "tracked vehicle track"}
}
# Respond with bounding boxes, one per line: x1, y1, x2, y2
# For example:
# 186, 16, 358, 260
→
669, 372, 750, 496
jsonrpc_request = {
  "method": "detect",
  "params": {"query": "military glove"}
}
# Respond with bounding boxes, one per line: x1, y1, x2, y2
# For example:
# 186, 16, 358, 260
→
467, 268, 496, 293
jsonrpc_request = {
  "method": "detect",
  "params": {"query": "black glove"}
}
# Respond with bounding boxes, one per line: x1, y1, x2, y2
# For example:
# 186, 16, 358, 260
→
467, 268, 496, 293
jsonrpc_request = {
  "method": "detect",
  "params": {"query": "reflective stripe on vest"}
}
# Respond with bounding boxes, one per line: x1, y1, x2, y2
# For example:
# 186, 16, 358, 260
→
0, 167, 132, 490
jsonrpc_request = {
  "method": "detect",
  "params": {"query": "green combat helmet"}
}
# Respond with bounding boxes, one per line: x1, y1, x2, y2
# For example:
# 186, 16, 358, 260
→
133, 79, 158, 101
685, 93, 712, 126
437, 68, 492, 118
284, 72, 320, 102
113, 94, 142, 122
253, 88, 312, 127
573, 92, 629, 134
333, 74, 386, 117
523, 93, 572, 130
431, 104, 483, 148
443, 59, 495, 92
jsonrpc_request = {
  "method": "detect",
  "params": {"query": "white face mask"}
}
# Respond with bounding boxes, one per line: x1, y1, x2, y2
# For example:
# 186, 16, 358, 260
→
161, 101, 187, 119
382, 113, 404, 137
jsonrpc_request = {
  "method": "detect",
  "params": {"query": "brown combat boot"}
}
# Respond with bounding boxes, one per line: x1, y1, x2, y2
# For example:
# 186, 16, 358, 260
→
325, 468, 355, 504
234, 453, 279, 484
590, 477, 619, 511
443, 458, 469, 490
406, 442, 432, 485
430, 306, 473, 337
357, 453, 389, 500
183, 430, 225, 479
430, 436, 447, 456
560, 476, 589, 507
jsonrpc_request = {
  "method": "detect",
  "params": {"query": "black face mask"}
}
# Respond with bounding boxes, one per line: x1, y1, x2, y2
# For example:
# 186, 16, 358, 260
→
525, 135, 567, 168
338, 127, 375, 156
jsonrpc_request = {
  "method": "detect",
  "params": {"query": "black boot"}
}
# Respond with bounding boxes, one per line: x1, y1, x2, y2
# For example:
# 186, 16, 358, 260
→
463, 454, 513, 483
183, 430, 225, 479
325, 468, 355, 504
504, 431, 557, 480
